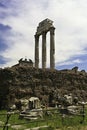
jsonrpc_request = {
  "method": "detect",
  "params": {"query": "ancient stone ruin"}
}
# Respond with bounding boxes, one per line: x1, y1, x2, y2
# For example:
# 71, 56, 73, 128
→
18, 58, 33, 67
35, 18, 55, 69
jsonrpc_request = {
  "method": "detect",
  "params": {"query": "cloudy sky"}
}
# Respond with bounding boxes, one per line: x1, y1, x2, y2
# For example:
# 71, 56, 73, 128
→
0, 0, 87, 71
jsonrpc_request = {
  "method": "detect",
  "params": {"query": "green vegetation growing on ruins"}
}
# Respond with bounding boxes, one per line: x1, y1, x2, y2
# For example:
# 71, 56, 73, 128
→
0, 107, 87, 130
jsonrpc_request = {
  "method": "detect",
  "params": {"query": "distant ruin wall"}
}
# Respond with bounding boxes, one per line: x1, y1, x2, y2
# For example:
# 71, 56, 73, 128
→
19, 58, 33, 67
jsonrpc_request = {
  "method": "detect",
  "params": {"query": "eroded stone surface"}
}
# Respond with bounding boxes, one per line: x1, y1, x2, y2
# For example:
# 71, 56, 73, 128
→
35, 19, 55, 69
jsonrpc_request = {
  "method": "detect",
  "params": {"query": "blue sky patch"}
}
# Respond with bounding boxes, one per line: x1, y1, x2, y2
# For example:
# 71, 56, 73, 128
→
57, 54, 87, 71
0, 23, 11, 31
0, 55, 9, 65
0, 0, 11, 7
0, 24, 11, 52
0, 39, 8, 52
0, 2, 6, 8
57, 62, 87, 71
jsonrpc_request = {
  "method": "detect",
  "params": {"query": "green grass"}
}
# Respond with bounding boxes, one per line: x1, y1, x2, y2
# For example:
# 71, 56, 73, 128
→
0, 109, 87, 130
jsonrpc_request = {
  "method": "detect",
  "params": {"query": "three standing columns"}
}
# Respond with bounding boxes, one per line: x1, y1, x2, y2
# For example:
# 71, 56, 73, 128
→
35, 26, 55, 69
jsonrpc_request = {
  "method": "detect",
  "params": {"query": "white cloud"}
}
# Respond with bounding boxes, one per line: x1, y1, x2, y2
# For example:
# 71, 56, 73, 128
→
58, 59, 82, 66
1, 0, 87, 68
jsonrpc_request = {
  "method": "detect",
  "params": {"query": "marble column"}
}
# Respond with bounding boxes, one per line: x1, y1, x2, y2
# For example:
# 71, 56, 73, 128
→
35, 34, 39, 68
42, 31, 46, 69
50, 27, 55, 69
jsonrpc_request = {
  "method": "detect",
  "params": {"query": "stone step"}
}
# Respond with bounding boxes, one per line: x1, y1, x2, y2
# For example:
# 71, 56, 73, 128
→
25, 125, 48, 130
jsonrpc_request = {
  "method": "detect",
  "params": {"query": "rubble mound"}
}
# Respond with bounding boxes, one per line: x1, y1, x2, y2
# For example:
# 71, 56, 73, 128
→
0, 65, 87, 109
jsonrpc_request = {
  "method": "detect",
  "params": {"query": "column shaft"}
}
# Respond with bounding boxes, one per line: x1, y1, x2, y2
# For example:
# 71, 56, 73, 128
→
50, 27, 55, 69
35, 35, 39, 68
42, 32, 46, 69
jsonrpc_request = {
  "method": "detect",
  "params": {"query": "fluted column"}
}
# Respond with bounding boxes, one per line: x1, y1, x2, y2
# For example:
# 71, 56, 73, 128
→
42, 31, 46, 69
50, 27, 55, 69
35, 34, 39, 68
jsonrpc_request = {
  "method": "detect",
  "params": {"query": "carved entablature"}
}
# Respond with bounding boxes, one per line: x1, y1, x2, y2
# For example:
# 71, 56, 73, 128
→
36, 18, 54, 35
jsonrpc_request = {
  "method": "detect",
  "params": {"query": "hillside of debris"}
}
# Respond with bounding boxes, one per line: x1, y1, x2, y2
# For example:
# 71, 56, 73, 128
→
0, 65, 87, 109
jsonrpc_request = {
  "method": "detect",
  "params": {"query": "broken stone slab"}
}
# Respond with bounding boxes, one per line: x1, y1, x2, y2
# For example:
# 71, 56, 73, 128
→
25, 129, 30, 130
25, 125, 48, 130
0, 121, 4, 125
24, 117, 38, 120
11, 125, 26, 130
